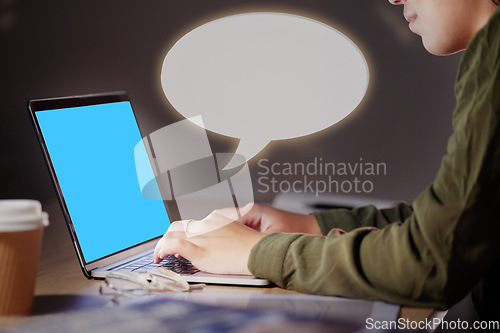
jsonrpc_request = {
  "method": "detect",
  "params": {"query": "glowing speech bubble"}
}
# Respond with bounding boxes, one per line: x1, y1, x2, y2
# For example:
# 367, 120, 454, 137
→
161, 12, 369, 169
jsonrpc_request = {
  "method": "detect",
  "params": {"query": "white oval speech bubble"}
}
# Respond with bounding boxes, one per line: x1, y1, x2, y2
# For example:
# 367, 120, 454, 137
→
161, 12, 369, 169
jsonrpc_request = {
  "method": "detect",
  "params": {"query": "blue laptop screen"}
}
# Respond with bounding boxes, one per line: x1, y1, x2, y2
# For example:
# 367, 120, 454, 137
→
35, 101, 170, 263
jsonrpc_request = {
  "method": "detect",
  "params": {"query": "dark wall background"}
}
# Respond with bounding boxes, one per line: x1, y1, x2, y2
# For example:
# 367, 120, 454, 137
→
0, 0, 461, 204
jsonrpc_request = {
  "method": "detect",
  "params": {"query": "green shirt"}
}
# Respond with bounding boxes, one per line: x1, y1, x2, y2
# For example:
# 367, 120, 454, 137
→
248, 7, 500, 319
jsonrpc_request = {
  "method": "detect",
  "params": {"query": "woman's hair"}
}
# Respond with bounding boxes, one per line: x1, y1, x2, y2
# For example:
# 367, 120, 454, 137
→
493, 0, 499, 6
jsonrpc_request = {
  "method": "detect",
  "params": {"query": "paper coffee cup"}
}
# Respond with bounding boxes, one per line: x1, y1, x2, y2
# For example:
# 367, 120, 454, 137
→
0, 200, 49, 315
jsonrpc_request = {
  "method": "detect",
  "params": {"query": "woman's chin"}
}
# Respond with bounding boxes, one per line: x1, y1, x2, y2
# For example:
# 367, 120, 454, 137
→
422, 38, 465, 56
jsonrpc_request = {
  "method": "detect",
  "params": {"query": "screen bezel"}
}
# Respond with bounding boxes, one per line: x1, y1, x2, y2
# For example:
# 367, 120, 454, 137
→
28, 92, 176, 279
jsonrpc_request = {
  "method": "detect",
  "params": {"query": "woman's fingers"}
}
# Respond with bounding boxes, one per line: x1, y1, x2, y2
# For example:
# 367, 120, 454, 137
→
186, 216, 232, 237
206, 207, 240, 221
153, 220, 191, 263
154, 236, 204, 265
153, 216, 231, 264
238, 202, 256, 217
236, 203, 264, 229
208, 203, 256, 221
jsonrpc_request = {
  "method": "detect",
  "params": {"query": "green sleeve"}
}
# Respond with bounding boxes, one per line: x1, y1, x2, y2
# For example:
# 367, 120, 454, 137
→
312, 202, 413, 235
248, 8, 500, 309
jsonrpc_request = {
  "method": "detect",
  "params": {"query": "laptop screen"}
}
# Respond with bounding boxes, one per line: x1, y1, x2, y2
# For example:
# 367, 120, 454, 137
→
34, 100, 170, 263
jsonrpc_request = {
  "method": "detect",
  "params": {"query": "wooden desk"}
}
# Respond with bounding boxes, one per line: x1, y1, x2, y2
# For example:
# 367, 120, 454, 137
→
0, 200, 438, 329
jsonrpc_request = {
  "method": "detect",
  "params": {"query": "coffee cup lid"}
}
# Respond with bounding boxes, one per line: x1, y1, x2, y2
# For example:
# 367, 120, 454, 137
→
0, 200, 49, 232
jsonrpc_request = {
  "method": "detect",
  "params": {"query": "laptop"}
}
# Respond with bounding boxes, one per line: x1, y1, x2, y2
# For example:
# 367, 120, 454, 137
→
28, 91, 268, 286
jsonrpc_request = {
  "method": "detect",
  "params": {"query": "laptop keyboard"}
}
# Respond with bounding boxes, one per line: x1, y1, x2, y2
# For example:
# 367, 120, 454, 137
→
120, 254, 200, 275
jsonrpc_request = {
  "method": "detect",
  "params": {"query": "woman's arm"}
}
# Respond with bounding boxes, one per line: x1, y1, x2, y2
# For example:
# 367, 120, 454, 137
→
313, 202, 413, 234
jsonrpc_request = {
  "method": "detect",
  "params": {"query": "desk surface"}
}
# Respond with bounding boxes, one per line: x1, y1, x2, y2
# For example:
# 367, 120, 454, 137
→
0, 200, 436, 329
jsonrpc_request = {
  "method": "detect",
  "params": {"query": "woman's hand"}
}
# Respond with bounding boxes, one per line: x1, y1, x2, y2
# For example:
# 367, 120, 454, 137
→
152, 204, 321, 275
235, 203, 322, 235
152, 212, 266, 275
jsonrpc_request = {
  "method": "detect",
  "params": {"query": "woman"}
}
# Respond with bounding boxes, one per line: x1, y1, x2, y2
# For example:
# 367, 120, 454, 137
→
154, 0, 500, 320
